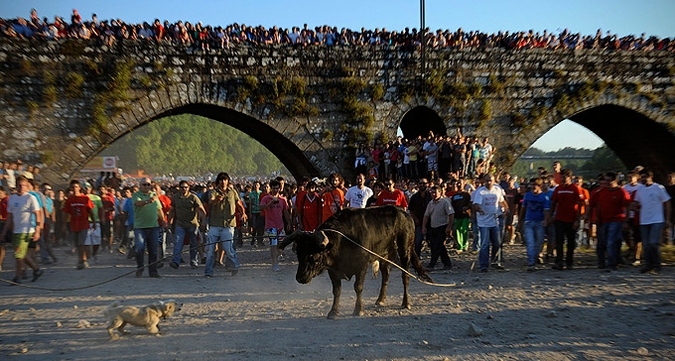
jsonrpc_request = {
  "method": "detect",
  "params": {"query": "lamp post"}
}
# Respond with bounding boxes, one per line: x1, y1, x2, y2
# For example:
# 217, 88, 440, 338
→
420, 0, 426, 95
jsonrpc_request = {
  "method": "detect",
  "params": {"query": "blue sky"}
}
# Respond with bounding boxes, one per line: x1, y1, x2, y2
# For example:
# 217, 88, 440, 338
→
3, 0, 673, 151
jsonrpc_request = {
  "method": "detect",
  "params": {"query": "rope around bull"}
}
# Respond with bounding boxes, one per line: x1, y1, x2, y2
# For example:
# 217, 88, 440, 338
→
321, 229, 457, 287
0, 230, 458, 291
0, 235, 260, 291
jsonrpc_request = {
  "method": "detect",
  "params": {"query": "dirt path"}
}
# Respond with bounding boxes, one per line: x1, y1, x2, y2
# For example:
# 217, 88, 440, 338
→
1, 242, 674, 361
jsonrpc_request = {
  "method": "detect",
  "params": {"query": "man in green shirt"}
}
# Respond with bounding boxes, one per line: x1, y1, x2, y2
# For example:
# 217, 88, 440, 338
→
168, 180, 206, 269
204, 172, 247, 278
132, 178, 166, 278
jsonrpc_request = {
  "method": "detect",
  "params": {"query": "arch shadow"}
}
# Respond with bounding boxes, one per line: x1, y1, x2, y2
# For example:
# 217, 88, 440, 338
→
399, 106, 446, 139
148, 103, 319, 180
568, 104, 675, 179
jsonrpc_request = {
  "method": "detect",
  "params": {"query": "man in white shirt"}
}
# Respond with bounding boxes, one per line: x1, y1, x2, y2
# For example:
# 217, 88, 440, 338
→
633, 169, 671, 274
344, 174, 373, 209
1, 176, 44, 284
472, 174, 508, 272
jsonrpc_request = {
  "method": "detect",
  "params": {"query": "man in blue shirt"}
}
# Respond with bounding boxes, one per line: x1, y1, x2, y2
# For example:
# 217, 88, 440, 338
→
518, 178, 551, 272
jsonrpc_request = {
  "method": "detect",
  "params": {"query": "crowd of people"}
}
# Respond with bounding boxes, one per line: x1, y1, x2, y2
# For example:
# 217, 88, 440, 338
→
2, 9, 674, 52
1, 147, 674, 285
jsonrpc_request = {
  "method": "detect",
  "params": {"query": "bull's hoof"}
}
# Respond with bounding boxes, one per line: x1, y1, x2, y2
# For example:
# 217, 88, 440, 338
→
402, 303, 412, 310
353, 309, 364, 316
375, 300, 386, 307
327, 311, 339, 319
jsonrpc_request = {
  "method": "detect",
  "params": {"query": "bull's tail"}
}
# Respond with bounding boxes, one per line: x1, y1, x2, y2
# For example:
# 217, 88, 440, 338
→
410, 250, 433, 283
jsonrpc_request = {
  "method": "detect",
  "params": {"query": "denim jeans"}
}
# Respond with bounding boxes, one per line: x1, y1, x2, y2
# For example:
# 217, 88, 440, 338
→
471, 218, 480, 251
414, 225, 424, 258
602, 222, 624, 268
524, 220, 545, 266
640, 223, 664, 271
172, 226, 199, 267
205, 226, 240, 276
478, 226, 500, 270
134, 227, 160, 275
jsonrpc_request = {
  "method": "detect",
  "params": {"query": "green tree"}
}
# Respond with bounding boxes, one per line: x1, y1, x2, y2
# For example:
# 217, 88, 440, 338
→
99, 114, 288, 176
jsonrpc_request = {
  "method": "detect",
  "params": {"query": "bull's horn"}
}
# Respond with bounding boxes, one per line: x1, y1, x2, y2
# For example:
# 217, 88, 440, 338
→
315, 230, 330, 248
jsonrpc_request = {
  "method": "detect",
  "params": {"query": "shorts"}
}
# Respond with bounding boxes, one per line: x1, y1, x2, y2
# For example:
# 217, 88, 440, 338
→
265, 228, 285, 246
12, 233, 34, 259
71, 229, 88, 246
427, 159, 438, 171
85, 223, 102, 246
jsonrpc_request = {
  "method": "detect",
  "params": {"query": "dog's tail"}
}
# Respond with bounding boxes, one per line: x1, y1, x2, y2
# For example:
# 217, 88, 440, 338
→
103, 301, 121, 317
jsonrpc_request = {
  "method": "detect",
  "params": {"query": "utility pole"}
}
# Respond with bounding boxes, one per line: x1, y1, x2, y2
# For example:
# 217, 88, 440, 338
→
420, 0, 426, 95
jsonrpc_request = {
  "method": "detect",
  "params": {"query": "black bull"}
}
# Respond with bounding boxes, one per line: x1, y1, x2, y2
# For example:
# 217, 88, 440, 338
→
279, 205, 432, 319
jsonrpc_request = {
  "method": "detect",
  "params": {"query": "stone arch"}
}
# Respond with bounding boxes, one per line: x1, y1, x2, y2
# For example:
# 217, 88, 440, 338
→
399, 106, 447, 139
512, 98, 675, 180
149, 103, 321, 179
66, 101, 325, 183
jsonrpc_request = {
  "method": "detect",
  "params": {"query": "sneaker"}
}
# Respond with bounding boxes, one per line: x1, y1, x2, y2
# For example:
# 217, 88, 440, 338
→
135, 269, 143, 278
566, 265, 574, 270
273, 264, 281, 272
632, 260, 641, 267
149, 273, 161, 278
156, 262, 164, 269
230, 268, 239, 276
204, 274, 212, 278
76, 262, 85, 270
118, 247, 126, 255
480, 269, 488, 273
443, 264, 452, 270
169, 261, 179, 269
492, 263, 505, 270
83, 261, 90, 269
278, 254, 285, 262
527, 265, 535, 272
32, 269, 44, 282
552, 264, 564, 270
426, 263, 436, 270
190, 264, 198, 269
11, 277, 21, 285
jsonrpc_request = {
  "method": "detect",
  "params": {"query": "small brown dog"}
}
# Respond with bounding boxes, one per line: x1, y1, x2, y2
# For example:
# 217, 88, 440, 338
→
104, 299, 182, 340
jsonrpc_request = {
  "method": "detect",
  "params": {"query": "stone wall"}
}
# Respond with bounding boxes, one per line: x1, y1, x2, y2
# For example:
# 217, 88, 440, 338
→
1, 38, 674, 186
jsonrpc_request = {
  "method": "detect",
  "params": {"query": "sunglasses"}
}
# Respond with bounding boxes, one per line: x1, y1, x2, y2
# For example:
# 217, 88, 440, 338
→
141, 183, 152, 186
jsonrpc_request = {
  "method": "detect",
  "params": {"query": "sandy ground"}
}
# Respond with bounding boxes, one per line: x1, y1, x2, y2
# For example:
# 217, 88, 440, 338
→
0, 239, 674, 361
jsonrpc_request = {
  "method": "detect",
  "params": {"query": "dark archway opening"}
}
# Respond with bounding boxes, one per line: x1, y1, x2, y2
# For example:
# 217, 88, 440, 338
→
131, 103, 319, 180
569, 104, 675, 180
399, 106, 446, 140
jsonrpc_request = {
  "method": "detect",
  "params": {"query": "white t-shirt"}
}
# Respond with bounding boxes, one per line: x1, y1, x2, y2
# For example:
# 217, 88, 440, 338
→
472, 186, 504, 228
634, 182, 671, 225
345, 186, 373, 209
7, 192, 40, 234
623, 182, 644, 218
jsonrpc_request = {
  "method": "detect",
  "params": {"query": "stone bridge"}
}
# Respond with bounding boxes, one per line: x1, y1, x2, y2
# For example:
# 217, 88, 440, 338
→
1, 38, 674, 186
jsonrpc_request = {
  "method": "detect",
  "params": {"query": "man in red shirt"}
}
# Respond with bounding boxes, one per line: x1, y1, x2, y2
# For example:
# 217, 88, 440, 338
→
63, 180, 95, 270
98, 185, 116, 253
595, 172, 631, 270
549, 169, 583, 270
0, 186, 8, 270
376, 178, 408, 208
321, 173, 344, 222
154, 182, 171, 268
